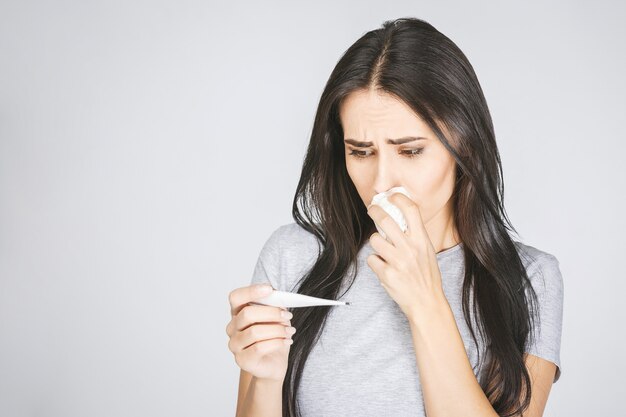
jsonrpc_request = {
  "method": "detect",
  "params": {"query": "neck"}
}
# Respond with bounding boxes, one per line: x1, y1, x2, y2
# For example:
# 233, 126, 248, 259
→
424, 199, 460, 254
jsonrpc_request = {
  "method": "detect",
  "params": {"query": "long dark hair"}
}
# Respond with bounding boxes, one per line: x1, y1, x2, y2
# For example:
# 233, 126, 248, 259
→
283, 17, 540, 417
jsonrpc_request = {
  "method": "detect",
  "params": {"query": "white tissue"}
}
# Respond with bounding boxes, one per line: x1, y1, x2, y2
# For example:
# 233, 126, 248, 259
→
368, 186, 412, 241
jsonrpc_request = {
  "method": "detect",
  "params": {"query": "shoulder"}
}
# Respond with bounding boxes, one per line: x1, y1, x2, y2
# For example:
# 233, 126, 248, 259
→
513, 241, 565, 382
513, 240, 561, 275
513, 240, 559, 267
512, 240, 564, 297
258, 222, 322, 291
262, 222, 321, 255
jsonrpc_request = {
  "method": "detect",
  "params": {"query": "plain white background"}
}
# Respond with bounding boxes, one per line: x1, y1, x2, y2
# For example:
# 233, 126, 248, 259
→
1, 1, 624, 416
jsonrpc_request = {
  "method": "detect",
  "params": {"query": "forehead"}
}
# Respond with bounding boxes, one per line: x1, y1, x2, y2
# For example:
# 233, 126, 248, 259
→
339, 89, 431, 139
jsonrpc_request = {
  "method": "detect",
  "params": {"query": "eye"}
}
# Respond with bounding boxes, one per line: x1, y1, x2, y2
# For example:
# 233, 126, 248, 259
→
347, 147, 425, 159
401, 147, 425, 158
347, 149, 373, 159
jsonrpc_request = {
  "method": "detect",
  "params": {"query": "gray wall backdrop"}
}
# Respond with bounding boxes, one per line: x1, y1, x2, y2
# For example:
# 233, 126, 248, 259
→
1, 1, 624, 416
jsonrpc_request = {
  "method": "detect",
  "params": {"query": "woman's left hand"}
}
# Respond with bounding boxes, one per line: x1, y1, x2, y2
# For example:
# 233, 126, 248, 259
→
366, 192, 449, 321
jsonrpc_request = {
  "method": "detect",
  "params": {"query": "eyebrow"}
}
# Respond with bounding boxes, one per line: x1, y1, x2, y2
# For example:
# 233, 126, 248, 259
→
343, 136, 428, 147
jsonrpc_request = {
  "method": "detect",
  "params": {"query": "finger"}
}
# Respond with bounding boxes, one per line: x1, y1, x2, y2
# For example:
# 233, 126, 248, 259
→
366, 253, 387, 284
368, 232, 400, 265
388, 192, 428, 244
231, 323, 295, 353
226, 304, 292, 337
229, 284, 275, 316
367, 204, 408, 250
238, 338, 292, 364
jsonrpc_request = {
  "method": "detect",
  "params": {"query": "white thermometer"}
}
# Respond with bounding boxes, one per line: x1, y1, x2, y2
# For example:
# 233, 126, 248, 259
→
249, 290, 351, 308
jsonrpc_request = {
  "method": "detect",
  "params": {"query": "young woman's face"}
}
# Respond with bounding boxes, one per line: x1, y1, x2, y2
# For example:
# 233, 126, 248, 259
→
339, 89, 457, 226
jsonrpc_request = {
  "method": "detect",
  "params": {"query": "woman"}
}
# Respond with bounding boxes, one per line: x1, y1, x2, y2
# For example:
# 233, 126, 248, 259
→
226, 17, 563, 417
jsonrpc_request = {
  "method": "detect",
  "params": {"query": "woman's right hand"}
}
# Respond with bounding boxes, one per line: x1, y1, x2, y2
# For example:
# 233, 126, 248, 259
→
226, 284, 296, 382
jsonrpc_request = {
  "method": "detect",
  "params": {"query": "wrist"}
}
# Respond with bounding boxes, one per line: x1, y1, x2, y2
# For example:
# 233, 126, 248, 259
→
254, 376, 285, 388
240, 376, 284, 417
407, 292, 451, 329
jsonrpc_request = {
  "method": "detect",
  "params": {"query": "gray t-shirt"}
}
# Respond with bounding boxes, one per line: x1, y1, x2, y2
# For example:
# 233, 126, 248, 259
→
249, 222, 564, 416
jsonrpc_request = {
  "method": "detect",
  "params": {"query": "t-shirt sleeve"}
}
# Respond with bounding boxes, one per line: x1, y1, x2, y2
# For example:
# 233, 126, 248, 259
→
249, 226, 283, 290
524, 253, 564, 383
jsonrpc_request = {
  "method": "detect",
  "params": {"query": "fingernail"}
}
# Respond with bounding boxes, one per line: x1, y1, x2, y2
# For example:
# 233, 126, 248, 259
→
281, 310, 293, 319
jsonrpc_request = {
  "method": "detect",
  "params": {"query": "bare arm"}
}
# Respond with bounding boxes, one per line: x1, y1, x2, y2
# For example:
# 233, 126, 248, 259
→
235, 369, 253, 417
408, 295, 558, 417
408, 295, 499, 417
236, 372, 283, 417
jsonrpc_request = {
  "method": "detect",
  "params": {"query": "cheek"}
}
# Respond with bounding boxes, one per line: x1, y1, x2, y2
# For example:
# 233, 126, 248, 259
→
405, 158, 455, 212
345, 160, 362, 186
345, 160, 372, 202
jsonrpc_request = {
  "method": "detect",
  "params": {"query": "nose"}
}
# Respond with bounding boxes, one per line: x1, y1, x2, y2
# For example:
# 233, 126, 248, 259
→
372, 150, 401, 194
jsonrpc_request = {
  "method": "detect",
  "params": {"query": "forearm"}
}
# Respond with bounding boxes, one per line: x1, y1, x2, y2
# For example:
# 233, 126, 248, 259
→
408, 296, 499, 417
237, 376, 283, 417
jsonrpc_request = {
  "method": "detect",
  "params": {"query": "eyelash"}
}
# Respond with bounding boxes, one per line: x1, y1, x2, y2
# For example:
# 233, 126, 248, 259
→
347, 148, 425, 159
